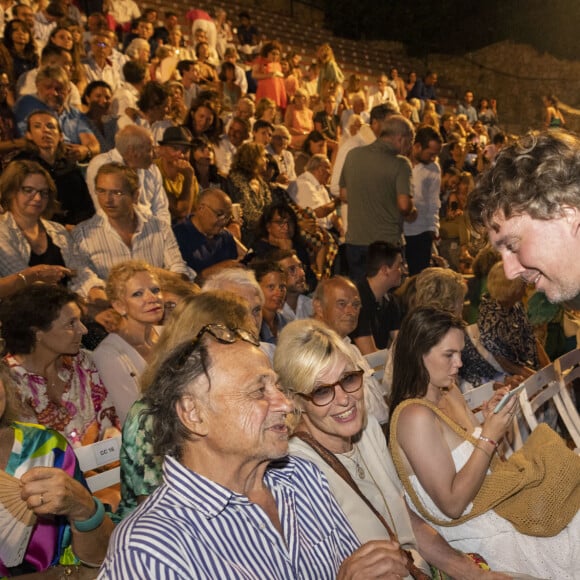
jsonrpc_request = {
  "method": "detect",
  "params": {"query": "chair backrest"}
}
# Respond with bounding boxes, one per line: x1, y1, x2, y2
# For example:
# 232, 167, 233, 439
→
517, 356, 580, 450
553, 349, 580, 449
364, 348, 388, 383
517, 362, 558, 433
74, 436, 122, 493
463, 380, 496, 413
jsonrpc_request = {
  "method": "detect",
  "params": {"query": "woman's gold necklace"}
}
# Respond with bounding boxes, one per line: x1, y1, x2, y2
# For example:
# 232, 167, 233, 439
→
341, 444, 366, 479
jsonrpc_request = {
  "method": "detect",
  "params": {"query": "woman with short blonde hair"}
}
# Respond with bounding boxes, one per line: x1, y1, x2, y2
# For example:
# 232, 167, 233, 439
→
93, 260, 164, 423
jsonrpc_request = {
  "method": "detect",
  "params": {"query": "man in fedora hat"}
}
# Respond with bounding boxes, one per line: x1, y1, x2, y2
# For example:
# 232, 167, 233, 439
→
156, 126, 198, 223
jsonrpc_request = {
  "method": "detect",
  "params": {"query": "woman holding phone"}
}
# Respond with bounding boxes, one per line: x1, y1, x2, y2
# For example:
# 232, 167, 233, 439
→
389, 307, 580, 579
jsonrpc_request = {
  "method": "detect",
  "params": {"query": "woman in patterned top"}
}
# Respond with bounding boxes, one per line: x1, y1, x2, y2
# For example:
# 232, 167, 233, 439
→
225, 142, 272, 247
0, 284, 120, 447
478, 262, 550, 378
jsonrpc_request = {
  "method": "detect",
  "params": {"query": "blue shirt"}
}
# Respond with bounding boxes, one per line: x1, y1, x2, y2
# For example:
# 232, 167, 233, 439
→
173, 218, 237, 273
260, 312, 289, 345
98, 455, 359, 579
14, 95, 95, 144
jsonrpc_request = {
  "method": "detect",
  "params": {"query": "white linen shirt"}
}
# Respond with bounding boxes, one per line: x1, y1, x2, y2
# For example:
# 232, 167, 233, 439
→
72, 208, 195, 281
213, 135, 236, 176
343, 336, 390, 425
108, 0, 140, 25
33, 11, 56, 51
86, 148, 171, 225
110, 82, 140, 118
367, 86, 400, 112
83, 57, 121, 93
289, 170, 335, 230
282, 295, 313, 322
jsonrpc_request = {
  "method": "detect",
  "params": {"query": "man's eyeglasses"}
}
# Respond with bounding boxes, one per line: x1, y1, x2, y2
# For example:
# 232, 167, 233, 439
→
20, 186, 50, 199
295, 369, 364, 406
271, 219, 290, 227
285, 264, 304, 276
201, 204, 231, 221
177, 323, 260, 368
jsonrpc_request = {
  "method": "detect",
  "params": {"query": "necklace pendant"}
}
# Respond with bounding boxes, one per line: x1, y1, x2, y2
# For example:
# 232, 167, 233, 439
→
356, 464, 365, 479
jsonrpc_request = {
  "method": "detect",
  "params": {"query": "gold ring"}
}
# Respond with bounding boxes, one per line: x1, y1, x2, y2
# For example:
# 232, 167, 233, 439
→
39, 494, 44, 506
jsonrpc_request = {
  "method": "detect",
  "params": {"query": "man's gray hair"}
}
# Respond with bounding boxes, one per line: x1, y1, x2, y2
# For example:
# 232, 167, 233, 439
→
196, 187, 230, 206
126, 38, 150, 59
203, 268, 265, 304
115, 125, 152, 156
379, 114, 415, 140
143, 336, 213, 459
36, 65, 68, 86
305, 154, 330, 173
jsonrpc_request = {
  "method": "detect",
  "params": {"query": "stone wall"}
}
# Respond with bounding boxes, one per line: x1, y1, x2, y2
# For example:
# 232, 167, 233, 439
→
426, 41, 580, 135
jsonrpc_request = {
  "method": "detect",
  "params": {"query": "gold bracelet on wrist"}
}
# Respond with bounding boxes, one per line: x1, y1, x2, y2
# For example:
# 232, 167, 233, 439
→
475, 445, 492, 459
17, 272, 27, 286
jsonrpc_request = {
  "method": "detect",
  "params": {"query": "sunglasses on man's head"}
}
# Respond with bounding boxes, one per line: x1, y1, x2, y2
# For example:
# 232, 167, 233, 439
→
176, 323, 260, 368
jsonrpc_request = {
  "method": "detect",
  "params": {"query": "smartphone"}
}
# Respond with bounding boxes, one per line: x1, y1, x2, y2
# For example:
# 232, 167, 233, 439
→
493, 382, 527, 413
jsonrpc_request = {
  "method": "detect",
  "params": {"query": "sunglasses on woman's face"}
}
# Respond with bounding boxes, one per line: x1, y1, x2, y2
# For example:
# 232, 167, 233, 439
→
296, 369, 364, 407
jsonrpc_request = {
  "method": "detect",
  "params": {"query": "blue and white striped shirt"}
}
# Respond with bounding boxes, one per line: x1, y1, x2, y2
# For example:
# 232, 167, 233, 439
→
98, 455, 360, 579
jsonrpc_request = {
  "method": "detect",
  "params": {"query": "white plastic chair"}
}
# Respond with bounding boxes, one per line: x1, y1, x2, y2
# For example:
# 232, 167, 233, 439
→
463, 380, 496, 421
74, 436, 122, 493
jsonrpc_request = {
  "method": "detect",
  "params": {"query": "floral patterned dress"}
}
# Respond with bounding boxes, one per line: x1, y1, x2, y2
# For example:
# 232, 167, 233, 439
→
478, 295, 540, 370
226, 170, 272, 247
4, 351, 120, 447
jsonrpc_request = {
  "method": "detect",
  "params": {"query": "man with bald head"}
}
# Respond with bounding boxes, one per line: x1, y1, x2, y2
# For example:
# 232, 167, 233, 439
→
312, 276, 389, 424
173, 188, 243, 282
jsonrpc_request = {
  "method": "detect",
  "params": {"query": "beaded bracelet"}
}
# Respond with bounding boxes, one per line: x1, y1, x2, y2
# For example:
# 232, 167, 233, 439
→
73, 497, 105, 533
479, 435, 499, 449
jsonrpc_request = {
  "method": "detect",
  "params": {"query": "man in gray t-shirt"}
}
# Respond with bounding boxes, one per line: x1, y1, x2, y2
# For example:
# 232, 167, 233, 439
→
339, 115, 416, 281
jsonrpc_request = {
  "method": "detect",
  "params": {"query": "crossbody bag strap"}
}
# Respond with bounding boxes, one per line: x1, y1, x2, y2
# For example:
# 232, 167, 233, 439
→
389, 398, 502, 527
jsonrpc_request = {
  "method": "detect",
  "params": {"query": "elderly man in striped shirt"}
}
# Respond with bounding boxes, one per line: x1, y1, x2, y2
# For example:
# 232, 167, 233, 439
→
98, 324, 408, 579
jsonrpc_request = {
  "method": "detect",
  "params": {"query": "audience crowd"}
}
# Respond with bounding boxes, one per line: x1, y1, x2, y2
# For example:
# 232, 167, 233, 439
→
0, 1, 577, 578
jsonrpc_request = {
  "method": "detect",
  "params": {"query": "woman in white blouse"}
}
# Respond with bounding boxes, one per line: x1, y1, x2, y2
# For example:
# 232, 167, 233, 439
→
92, 260, 164, 423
